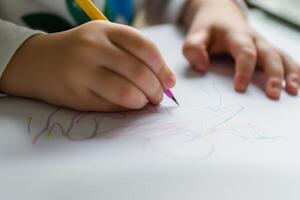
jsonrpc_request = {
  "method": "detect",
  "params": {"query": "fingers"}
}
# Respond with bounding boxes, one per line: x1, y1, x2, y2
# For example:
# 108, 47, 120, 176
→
226, 33, 257, 92
47, 83, 125, 112
183, 30, 210, 72
89, 67, 148, 110
87, 91, 127, 112
73, 90, 125, 112
279, 51, 300, 95
107, 23, 176, 89
98, 44, 164, 105
255, 38, 284, 99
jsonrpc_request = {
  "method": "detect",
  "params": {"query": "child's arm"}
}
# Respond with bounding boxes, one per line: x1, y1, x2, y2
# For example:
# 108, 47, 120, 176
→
143, 0, 300, 99
0, 20, 176, 111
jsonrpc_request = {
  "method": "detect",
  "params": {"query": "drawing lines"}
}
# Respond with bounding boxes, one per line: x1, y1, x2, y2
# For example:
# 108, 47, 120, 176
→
26, 83, 277, 158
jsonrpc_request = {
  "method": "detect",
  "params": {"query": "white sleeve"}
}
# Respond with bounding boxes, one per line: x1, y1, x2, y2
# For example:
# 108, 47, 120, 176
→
0, 19, 42, 79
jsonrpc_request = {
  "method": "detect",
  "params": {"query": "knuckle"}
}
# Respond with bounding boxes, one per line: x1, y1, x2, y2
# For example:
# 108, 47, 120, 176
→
76, 33, 98, 50
84, 20, 110, 31
183, 42, 204, 56
92, 20, 110, 27
69, 34, 99, 59
134, 99, 148, 109
184, 34, 206, 51
136, 38, 154, 53
269, 50, 282, 61
72, 23, 108, 52
153, 87, 164, 104
130, 62, 162, 102
119, 85, 134, 101
288, 73, 300, 82
290, 64, 300, 74
134, 36, 157, 54
183, 37, 194, 48
120, 85, 147, 109
236, 72, 251, 81
261, 44, 278, 57
132, 64, 150, 83
113, 24, 159, 58
272, 65, 285, 79
240, 47, 257, 60
277, 70, 285, 80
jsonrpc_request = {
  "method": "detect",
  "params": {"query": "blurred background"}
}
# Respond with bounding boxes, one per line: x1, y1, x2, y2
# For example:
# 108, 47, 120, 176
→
247, 0, 300, 28
134, 0, 300, 29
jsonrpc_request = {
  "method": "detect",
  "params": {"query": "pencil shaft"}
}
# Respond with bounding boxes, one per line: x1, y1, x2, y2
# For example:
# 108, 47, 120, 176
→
75, 0, 108, 21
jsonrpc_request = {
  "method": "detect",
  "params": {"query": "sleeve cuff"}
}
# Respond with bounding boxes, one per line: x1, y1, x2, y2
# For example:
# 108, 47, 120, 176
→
0, 20, 43, 79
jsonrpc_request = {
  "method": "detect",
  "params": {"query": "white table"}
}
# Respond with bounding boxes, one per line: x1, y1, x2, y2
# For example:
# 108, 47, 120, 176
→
0, 10, 300, 200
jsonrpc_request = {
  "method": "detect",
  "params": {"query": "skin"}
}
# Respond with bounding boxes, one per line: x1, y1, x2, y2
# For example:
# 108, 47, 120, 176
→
0, 21, 176, 111
0, 0, 299, 112
183, 0, 300, 99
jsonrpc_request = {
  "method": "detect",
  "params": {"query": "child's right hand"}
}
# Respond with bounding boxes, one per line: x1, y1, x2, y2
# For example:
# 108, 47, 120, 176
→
0, 21, 176, 111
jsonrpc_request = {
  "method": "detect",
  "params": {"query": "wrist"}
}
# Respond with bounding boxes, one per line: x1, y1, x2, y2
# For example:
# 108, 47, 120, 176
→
0, 33, 46, 96
179, 0, 202, 29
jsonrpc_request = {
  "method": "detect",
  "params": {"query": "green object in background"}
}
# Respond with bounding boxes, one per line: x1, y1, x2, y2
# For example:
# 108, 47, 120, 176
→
22, 13, 73, 33
22, 0, 92, 33
22, 0, 136, 32
66, 0, 90, 25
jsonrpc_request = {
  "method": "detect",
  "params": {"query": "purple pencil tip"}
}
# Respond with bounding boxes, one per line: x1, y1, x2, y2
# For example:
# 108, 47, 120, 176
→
164, 89, 179, 105
164, 89, 173, 98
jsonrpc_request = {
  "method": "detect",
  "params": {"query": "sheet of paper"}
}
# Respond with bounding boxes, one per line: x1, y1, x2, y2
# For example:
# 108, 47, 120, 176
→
1, 14, 300, 200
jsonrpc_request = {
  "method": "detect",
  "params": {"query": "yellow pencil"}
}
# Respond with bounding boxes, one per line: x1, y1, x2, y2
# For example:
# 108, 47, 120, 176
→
75, 0, 179, 105
75, 0, 108, 21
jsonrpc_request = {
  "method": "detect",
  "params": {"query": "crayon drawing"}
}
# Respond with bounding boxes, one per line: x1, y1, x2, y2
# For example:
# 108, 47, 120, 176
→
27, 83, 279, 158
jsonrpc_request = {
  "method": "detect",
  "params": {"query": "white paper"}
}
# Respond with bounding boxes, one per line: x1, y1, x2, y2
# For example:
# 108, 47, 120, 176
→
1, 14, 300, 200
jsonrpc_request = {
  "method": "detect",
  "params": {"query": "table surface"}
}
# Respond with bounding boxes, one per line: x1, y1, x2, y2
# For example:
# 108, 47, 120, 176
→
1, 9, 300, 200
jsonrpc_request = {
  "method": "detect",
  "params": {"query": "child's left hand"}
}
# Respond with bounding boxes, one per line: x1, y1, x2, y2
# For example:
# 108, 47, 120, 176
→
182, 0, 300, 99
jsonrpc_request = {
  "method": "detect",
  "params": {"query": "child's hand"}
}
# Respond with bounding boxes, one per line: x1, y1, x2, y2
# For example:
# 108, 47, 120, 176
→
182, 0, 300, 99
0, 21, 176, 111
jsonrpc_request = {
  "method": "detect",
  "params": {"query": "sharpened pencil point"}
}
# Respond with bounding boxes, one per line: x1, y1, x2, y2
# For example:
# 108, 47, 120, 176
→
172, 96, 179, 106
163, 89, 179, 106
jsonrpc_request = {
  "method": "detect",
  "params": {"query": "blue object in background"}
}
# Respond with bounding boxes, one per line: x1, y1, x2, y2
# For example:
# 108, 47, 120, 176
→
104, 0, 135, 25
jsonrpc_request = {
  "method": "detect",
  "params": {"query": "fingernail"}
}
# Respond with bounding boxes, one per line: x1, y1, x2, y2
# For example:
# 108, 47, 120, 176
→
288, 75, 300, 92
268, 88, 281, 99
287, 80, 299, 95
235, 75, 249, 92
166, 74, 176, 88
291, 80, 299, 90
267, 79, 282, 99
272, 86, 281, 96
